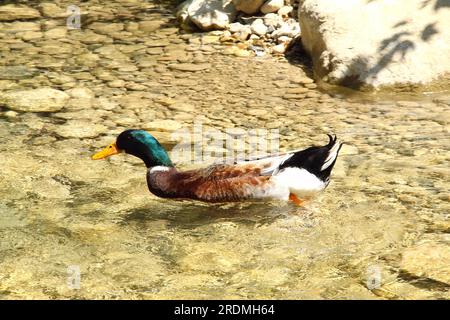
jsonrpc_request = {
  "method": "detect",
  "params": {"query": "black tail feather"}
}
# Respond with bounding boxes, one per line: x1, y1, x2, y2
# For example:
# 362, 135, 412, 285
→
279, 134, 343, 182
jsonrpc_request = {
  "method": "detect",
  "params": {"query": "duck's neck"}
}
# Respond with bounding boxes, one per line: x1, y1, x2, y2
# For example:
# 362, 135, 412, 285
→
129, 143, 173, 168
141, 148, 173, 168
120, 130, 174, 168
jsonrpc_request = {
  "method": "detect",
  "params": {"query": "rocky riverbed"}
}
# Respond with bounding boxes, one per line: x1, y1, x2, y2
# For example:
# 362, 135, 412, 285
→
0, 0, 449, 299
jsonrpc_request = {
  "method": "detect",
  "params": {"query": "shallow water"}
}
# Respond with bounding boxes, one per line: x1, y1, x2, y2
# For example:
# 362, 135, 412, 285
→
0, 0, 449, 299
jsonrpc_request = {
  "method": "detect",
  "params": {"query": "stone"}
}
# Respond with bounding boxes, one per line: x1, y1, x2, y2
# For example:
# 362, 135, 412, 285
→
44, 27, 67, 39
401, 242, 450, 285
3, 110, 18, 118
0, 66, 38, 80
263, 13, 283, 28
55, 120, 107, 138
272, 43, 286, 54
149, 131, 180, 149
247, 109, 268, 117
144, 120, 183, 132
89, 22, 124, 34
299, 0, 450, 88
251, 19, 268, 36
20, 31, 43, 41
270, 20, 300, 39
261, 0, 284, 14
66, 87, 94, 99
233, 25, 251, 41
229, 22, 246, 33
286, 87, 309, 94
232, 0, 265, 14
177, 0, 237, 31
0, 87, 69, 112
79, 31, 112, 44
168, 63, 211, 72
138, 21, 163, 32
3, 21, 40, 32
39, 3, 67, 18
277, 35, 292, 44
234, 48, 251, 57
277, 5, 293, 17
167, 102, 196, 112
0, 4, 41, 21
108, 79, 126, 88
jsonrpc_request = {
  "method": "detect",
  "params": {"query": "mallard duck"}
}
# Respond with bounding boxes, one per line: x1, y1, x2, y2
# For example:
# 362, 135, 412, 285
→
92, 129, 342, 205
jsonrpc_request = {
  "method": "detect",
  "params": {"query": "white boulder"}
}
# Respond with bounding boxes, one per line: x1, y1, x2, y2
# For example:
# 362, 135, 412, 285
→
277, 5, 293, 17
298, 0, 450, 88
260, 0, 284, 14
177, 0, 237, 31
251, 18, 268, 36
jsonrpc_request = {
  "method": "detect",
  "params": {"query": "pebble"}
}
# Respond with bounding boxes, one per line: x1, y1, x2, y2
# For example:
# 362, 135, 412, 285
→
278, 5, 294, 17
0, 66, 38, 80
107, 80, 126, 88
251, 19, 268, 36
55, 120, 107, 138
144, 120, 183, 132
168, 63, 211, 72
0, 4, 41, 21
44, 27, 67, 39
167, 102, 196, 112
272, 43, 286, 54
0, 87, 69, 112
286, 87, 309, 94
261, 0, 285, 14
304, 83, 318, 89
66, 87, 95, 99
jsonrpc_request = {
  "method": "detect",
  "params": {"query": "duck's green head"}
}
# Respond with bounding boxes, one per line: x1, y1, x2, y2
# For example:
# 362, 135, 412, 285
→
92, 129, 173, 168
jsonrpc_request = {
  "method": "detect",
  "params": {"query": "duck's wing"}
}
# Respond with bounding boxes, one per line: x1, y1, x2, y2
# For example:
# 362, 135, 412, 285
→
197, 152, 294, 180
172, 158, 291, 202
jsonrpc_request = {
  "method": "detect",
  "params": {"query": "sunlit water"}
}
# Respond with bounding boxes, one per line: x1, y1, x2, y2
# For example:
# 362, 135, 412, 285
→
0, 0, 449, 299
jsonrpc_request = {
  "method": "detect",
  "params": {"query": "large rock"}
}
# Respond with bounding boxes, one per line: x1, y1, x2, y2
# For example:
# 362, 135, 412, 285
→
177, 0, 237, 31
298, 0, 450, 88
232, 0, 265, 15
0, 4, 41, 21
260, 0, 284, 14
400, 242, 450, 285
0, 88, 69, 112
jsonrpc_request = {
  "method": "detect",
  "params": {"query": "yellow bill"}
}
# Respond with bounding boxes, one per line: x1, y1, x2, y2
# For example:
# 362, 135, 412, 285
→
92, 142, 121, 160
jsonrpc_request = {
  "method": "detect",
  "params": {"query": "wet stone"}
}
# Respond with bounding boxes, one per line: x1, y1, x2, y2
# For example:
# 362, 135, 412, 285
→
286, 87, 309, 94
0, 5, 41, 21
400, 241, 450, 285
168, 63, 211, 72
144, 119, 183, 132
0, 87, 69, 112
55, 120, 107, 138
0, 66, 39, 80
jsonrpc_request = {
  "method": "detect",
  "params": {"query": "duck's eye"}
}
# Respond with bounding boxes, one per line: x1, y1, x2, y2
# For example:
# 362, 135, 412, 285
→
109, 145, 112, 148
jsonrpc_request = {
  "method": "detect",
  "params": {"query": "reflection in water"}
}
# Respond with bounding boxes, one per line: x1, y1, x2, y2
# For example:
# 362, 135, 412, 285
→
0, 0, 449, 300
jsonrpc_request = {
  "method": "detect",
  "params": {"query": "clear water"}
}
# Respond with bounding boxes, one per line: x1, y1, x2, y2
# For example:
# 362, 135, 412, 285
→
0, 0, 449, 299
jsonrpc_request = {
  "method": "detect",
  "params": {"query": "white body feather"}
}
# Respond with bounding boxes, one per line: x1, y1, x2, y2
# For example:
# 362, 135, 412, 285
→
242, 137, 342, 201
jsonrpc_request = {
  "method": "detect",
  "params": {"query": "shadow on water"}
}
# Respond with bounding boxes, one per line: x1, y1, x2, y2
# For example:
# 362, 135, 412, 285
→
120, 201, 305, 230
284, 36, 314, 79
